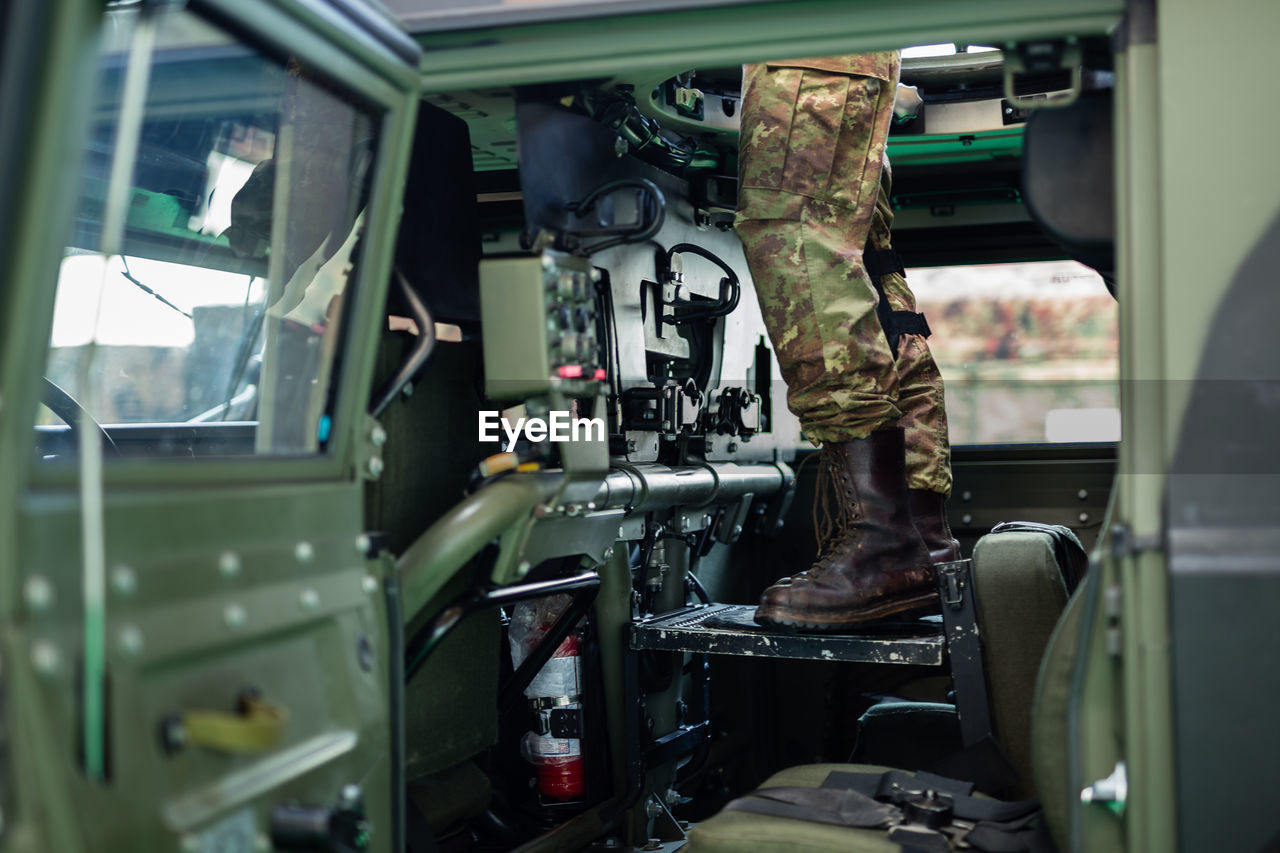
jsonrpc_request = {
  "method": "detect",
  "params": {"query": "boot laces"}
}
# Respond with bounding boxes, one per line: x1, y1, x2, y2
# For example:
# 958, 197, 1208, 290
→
811, 445, 858, 564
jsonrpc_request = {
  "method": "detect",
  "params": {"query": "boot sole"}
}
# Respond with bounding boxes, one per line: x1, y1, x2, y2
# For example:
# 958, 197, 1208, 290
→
754, 588, 941, 632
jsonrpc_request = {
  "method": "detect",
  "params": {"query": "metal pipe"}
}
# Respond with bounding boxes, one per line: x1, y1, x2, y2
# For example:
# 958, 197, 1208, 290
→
397, 461, 789, 625
596, 548, 634, 802
511, 801, 614, 853
405, 571, 598, 682
593, 461, 792, 513
397, 474, 562, 624
370, 270, 436, 418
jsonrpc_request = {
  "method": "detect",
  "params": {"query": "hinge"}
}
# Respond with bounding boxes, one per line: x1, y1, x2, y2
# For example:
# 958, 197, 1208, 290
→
1109, 523, 1162, 561
938, 562, 965, 609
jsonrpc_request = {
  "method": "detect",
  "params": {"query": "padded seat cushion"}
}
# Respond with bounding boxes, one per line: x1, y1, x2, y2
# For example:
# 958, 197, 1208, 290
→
684, 763, 992, 853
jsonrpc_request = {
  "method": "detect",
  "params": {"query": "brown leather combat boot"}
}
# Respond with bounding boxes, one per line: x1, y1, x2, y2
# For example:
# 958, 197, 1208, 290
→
755, 428, 937, 631
908, 489, 961, 563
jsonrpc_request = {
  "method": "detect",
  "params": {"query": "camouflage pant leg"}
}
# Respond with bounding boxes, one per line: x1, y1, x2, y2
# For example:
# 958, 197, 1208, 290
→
735, 58, 901, 444
879, 269, 953, 495
870, 159, 953, 496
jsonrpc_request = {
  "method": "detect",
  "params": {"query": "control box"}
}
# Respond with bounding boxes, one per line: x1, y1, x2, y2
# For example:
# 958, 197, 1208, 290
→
479, 251, 607, 400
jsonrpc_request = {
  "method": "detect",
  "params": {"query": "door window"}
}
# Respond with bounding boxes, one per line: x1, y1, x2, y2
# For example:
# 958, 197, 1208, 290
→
38, 5, 379, 458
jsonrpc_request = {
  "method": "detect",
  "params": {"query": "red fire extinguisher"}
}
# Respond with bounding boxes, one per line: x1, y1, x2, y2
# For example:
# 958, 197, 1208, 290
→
521, 633, 585, 800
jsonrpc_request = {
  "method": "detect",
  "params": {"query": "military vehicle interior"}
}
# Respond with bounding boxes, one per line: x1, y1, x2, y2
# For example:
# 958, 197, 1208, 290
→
362, 36, 1120, 853
25, 5, 1123, 850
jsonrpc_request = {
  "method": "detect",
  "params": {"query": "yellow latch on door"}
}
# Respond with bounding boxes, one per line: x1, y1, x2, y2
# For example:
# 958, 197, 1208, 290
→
178, 694, 289, 754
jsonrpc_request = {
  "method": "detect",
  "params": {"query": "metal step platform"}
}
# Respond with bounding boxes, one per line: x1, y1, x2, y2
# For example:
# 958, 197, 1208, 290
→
628, 560, 995, 748
630, 603, 945, 665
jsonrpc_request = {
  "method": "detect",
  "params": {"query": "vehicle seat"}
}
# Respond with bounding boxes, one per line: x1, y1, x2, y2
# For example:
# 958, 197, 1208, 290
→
854, 526, 1076, 797
1021, 88, 1115, 288
685, 528, 1086, 851
393, 99, 483, 324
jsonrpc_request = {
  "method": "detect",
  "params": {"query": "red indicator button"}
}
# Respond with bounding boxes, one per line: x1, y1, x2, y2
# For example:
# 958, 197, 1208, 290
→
557, 365, 583, 378
593, 368, 607, 381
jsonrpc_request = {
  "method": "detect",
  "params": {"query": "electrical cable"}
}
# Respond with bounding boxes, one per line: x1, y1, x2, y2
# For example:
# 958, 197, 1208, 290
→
663, 243, 740, 324
564, 178, 666, 255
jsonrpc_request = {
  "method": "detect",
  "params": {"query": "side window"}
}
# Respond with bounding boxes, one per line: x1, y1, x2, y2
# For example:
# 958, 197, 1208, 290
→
37, 5, 379, 459
909, 260, 1119, 445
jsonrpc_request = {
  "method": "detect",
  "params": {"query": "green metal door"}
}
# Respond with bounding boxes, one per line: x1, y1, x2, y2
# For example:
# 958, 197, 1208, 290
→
0, 1, 420, 850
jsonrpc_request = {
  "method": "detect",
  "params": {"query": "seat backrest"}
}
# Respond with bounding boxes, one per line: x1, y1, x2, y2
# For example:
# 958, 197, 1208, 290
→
972, 527, 1077, 798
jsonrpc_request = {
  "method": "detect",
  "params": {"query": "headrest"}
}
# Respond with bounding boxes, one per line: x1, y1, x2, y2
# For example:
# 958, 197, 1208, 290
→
394, 101, 482, 324
1021, 89, 1114, 282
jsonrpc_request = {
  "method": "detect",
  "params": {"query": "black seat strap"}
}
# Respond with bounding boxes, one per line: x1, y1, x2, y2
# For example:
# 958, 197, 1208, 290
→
722, 784, 896, 829
723, 768, 1054, 852
824, 770, 1041, 825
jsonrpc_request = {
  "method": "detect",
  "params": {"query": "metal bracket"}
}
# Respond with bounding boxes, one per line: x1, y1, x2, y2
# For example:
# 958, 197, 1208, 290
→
645, 721, 710, 768
548, 707, 583, 739
1081, 760, 1127, 817
1109, 522, 1162, 561
934, 559, 995, 748
938, 561, 965, 609
714, 492, 754, 545
1002, 39, 1083, 110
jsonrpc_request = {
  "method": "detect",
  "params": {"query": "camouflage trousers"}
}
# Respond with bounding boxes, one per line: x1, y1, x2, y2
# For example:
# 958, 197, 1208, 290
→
735, 55, 952, 495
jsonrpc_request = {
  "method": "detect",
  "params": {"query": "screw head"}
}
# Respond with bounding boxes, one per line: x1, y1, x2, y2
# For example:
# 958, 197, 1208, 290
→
219, 551, 241, 577
355, 533, 372, 555
339, 784, 362, 808
31, 641, 59, 675
119, 625, 144, 656
962, 513, 973, 525
295, 541, 315, 564
1078, 489, 1089, 500
111, 565, 137, 596
224, 603, 248, 629
362, 575, 379, 594
1079, 512, 1090, 524
24, 575, 55, 612
370, 425, 387, 447
367, 456, 385, 479
299, 589, 320, 611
